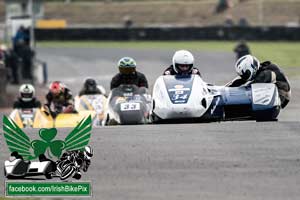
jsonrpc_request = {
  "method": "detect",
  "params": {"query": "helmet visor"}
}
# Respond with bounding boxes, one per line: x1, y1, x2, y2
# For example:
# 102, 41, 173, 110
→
175, 64, 193, 73
86, 85, 97, 92
84, 148, 93, 160
240, 69, 252, 81
21, 92, 33, 101
50, 82, 63, 95
21, 92, 33, 99
51, 88, 61, 95
119, 67, 136, 75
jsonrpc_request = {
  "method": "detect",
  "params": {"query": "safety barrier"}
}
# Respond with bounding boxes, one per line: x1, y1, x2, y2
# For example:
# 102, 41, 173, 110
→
36, 19, 67, 29
35, 26, 300, 41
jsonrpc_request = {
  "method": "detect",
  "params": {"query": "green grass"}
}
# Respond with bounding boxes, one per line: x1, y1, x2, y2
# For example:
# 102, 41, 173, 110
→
37, 41, 300, 67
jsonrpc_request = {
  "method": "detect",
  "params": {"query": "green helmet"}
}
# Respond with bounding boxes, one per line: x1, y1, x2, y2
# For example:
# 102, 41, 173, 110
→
118, 57, 137, 75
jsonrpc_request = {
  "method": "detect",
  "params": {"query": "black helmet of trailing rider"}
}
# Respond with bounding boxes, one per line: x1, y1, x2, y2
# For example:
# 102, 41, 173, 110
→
84, 78, 98, 93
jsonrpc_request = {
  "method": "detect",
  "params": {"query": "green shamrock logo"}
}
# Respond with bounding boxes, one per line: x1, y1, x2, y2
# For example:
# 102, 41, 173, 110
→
31, 128, 65, 158
3, 115, 92, 160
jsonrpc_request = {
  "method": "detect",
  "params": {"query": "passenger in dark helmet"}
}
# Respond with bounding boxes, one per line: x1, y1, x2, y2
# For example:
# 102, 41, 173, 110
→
79, 78, 103, 96
227, 54, 291, 109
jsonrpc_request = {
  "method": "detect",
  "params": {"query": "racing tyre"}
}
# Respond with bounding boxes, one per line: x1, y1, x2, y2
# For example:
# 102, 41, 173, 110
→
105, 114, 110, 125
60, 165, 76, 180
73, 172, 82, 180
151, 112, 162, 124
45, 173, 52, 179
255, 107, 280, 122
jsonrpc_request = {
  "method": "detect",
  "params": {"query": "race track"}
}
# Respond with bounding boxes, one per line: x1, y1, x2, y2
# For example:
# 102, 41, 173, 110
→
1, 47, 300, 199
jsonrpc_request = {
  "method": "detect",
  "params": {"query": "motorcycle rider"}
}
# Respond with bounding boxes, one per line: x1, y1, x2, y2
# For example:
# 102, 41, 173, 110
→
56, 146, 93, 180
13, 84, 41, 109
78, 78, 105, 96
45, 81, 75, 116
233, 40, 251, 60
110, 57, 148, 90
163, 50, 201, 76
227, 54, 291, 109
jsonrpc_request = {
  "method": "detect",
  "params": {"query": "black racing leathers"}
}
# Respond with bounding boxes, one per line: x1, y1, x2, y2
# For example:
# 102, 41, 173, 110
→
45, 88, 74, 113
13, 97, 41, 109
110, 71, 148, 90
163, 65, 201, 76
228, 61, 291, 108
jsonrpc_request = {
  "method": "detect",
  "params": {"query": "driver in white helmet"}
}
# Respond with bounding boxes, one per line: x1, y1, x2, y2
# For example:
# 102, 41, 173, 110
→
227, 54, 291, 109
163, 50, 201, 76
13, 84, 41, 109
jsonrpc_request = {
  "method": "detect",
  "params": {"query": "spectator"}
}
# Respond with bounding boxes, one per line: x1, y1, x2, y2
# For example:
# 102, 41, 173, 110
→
13, 26, 30, 50
233, 40, 251, 60
13, 38, 35, 81
224, 15, 235, 27
238, 17, 250, 27
0, 44, 19, 84
123, 15, 133, 28
23, 27, 31, 46
215, 0, 233, 13
19, 44, 35, 80
6, 48, 21, 84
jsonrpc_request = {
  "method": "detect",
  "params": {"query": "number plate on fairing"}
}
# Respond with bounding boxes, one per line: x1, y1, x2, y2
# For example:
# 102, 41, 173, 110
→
164, 75, 194, 104
120, 103, 140, 111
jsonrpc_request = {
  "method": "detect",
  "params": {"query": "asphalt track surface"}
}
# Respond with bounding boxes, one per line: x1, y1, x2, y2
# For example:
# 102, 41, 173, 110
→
1, 47, 300, 200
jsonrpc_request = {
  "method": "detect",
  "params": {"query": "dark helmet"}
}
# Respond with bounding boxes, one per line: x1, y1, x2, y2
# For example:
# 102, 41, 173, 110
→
84, 78, 97, 92
11, 151, 23, 160
118, 57, 137, 75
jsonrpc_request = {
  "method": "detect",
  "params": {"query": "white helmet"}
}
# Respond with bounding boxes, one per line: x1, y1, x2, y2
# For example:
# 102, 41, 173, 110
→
235, 55, 260, 81
172, 50, 194, 74
83, 146, 93, 160
19, 84, 35, 102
